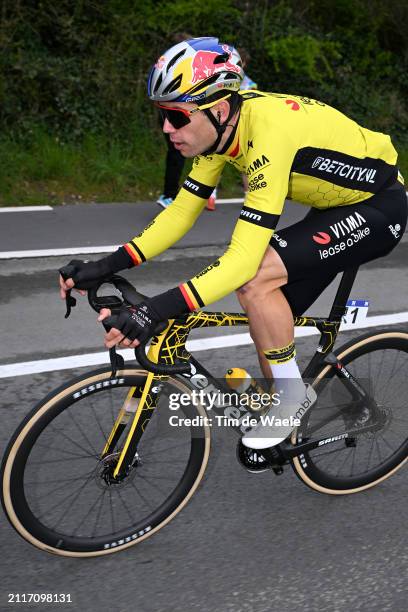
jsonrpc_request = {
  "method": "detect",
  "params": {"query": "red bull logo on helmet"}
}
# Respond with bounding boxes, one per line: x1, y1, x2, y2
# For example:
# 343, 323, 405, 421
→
191, 45, 240, 84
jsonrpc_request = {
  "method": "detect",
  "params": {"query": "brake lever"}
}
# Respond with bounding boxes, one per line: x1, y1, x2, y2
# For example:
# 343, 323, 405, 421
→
108, 347, 125, 377
64, 290, 77, 319
59, 263, 78, 319
101, 320, 125, 377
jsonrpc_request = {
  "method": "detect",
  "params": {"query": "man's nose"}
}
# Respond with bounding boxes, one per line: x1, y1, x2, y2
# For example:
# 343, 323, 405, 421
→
162, 118, 175, 133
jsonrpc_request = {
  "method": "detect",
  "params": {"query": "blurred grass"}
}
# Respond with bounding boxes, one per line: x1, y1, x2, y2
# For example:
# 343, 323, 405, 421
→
0, 126, 405, 206
398, 147, 408, 184
0, 123, 243, 205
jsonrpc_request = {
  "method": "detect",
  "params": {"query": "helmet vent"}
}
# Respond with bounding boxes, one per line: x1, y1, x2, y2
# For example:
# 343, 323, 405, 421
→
213, 52, 230, 64
224, 73, 238, 80
187, 73, 219, 95
153, 73, 163, 94
166, 49, 186, 73
163, 73, 183, 95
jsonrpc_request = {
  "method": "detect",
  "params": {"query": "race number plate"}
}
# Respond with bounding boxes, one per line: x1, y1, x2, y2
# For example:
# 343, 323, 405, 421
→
341, 299, 369, 326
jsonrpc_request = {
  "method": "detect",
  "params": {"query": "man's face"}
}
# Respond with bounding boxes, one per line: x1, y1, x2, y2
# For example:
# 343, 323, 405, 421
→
159, 102, 217, 157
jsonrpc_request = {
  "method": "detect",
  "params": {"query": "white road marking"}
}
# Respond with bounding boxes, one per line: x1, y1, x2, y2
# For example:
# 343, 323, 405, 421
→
2, 194, 408, 258
215, 198, 244, 204
1, 310, 407, 379
0, 201, 244, 259
0, 206, 53, 212
0, 245, 121, 259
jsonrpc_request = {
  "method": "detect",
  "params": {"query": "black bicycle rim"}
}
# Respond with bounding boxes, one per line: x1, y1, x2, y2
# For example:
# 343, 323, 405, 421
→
2, 370, 208, 553
293, 332, 408, 491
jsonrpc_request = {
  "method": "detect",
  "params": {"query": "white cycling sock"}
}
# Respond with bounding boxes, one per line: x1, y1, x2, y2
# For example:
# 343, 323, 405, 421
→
264, 342, 305, 403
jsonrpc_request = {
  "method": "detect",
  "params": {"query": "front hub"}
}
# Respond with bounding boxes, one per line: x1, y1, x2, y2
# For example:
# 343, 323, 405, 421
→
94, 452, 141, 489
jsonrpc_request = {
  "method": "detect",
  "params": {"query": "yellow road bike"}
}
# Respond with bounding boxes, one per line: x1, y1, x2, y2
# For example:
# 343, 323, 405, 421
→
2, 269, 407, 557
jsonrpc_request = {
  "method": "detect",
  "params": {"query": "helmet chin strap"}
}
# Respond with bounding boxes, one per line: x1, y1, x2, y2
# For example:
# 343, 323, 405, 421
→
201, 110, 227, 155
201, 95, 241, 155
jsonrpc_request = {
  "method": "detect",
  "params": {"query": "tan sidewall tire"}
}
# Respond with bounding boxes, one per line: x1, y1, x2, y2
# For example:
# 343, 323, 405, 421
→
291, 332, 408, 495
2, 368, 211, 557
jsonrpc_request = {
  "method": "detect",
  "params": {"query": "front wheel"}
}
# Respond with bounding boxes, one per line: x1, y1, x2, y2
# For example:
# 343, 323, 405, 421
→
291, 330, 408, 494
1, 367, 211, 557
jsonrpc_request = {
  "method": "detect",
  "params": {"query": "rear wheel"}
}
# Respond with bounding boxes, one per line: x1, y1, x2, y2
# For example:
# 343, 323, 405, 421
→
1, 367, 210, 556
291, 330, 408, 494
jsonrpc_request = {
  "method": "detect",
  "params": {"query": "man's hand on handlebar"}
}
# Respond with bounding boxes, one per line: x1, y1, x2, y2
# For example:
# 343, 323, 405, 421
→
98, 309, 138, 348
61, 274, 189, 374
98, 302, 160, 349
59, 274, 86, 300
59, 259, 115, 299
58, 244, 136, 299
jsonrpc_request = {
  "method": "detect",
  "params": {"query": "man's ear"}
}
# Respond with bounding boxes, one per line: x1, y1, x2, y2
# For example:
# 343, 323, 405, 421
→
213, 99, 230, 123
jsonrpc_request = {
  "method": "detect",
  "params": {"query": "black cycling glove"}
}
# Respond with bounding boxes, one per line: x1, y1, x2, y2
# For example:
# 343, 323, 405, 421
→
103, 302, 160, 343
59, 248, 133, 290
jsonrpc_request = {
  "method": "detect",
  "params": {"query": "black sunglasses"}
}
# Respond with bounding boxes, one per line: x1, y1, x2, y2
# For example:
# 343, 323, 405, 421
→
157, 104, 201, 129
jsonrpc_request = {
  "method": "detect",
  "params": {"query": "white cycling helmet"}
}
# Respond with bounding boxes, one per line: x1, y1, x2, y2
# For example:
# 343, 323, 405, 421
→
148, 37, 244, 105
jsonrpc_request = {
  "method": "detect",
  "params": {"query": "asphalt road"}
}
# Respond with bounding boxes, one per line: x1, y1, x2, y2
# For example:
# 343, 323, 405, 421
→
0, 198, 309, 256
1, 363, 406, 612
0, 200, 407, 612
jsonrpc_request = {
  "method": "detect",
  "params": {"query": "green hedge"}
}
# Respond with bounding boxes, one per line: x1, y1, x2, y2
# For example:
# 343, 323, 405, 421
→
0, 0, 407, 203
1, 0, 407, 139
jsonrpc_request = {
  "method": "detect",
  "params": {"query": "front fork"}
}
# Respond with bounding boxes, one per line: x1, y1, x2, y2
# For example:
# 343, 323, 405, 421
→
102, 322, 176, 479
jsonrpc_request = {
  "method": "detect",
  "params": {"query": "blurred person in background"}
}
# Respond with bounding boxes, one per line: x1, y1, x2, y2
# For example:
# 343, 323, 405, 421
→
207, 46, 258, 209
156, 33, 192, 209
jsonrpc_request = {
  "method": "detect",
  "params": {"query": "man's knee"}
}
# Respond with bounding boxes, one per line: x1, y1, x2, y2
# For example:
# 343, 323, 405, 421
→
236, 246, 288, 305
236, 274, 285, 305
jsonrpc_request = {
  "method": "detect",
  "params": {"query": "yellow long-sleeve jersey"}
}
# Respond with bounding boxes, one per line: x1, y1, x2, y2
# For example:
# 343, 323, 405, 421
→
123, 91, 402, 314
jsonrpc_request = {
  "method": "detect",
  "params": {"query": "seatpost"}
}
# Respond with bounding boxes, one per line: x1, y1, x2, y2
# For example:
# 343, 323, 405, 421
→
328, 267, 359, 322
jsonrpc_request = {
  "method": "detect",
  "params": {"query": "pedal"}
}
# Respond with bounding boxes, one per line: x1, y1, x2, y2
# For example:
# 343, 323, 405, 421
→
236, 440, 269, 473
236, 440, 284, 474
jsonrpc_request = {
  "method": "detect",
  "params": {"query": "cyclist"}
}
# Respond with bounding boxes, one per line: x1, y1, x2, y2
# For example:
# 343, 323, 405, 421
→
59, 37, 407, 450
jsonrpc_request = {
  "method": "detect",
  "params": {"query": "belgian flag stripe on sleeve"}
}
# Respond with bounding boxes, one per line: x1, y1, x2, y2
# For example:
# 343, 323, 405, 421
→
179, 281, 204, 311
124, 241, 146, 266
186, 281, 204, 307
179, 284, 197, 311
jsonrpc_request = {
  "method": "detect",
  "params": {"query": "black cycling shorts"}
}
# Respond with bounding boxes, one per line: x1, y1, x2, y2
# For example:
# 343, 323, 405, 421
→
270, 181, 408, 316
